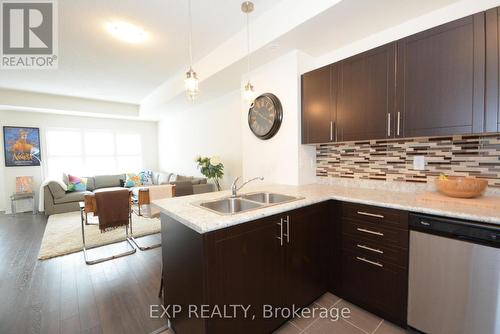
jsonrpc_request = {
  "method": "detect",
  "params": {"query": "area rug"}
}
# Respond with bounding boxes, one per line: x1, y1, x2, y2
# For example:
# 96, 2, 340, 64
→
38, 211, 160, 260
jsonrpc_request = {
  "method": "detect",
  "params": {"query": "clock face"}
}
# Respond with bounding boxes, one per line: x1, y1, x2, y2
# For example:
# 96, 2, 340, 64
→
248, 93, 283, 140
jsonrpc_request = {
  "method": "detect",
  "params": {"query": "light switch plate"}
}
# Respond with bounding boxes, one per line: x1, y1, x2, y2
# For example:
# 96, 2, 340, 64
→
413, 156, 426, 170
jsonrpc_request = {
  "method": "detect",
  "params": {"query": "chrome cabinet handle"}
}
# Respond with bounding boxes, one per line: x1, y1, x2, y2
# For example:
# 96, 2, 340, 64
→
356, 256, 383, 267
356, 227, 384, 236
276, 219, 283, 246
396, 112, 401, 136
329, 121, 333, 141
282, 215, 290, 243
357, 244, 384, 254
357, 211, 384, 219
420, 221, 430, 226
387, 113, 391, 137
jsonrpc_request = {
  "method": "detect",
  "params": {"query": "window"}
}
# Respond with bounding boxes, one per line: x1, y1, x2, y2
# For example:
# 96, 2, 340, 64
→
46, 128, 143, 178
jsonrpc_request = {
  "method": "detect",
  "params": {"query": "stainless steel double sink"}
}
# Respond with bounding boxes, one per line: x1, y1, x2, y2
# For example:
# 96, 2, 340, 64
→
195, 192, 302, 215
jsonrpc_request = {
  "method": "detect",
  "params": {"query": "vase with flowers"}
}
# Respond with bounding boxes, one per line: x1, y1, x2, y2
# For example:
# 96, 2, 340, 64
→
195, 156, 224, 191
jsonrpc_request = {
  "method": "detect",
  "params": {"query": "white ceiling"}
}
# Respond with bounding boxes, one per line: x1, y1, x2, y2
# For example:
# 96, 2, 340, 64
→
275, 0, 461, 58
0, 0, 277, 104
1, 0, 497, 118
141, 0, 468, 115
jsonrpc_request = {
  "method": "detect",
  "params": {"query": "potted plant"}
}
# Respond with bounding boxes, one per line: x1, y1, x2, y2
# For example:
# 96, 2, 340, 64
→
195, 156, 224, 191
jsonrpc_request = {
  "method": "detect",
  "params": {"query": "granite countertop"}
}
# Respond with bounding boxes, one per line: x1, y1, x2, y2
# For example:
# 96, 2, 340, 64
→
152, 183, 500, 234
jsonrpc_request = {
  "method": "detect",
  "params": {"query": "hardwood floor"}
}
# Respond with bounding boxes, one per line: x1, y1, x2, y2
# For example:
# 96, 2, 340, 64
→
0, 212, 167, 334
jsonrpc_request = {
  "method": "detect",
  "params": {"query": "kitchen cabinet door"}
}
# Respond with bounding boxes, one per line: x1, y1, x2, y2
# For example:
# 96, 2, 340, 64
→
206, 214, 286, 334
285, 202, 329, 308
486, 7, 500, 131
329, 201, 342, 295
397, 13, 486, 137
337, 43, 396, 141
301, 65, 338, 144
340, 250, 408, 327
338, 202, 409, 326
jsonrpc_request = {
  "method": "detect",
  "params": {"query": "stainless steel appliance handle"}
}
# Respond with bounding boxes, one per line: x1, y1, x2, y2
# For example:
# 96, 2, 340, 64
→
357, 227, 384, 236
357, 211, 384, 219
276, 219, 283, 246
330, 121, 333, 141
357, 244, 384, 254
356, 256, 383, 267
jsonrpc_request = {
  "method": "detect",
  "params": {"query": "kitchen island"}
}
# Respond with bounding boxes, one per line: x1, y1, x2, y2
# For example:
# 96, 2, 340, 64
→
154, 183, 500, 334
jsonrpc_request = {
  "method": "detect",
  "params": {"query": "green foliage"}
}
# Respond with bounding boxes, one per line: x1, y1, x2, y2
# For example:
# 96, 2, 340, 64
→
196, 156, 224, 191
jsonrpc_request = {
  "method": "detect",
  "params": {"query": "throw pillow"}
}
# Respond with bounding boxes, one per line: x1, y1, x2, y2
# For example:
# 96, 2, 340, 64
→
139, 170, 154, 185
157, 172, 172, 184
125, 173, 142, 188
67, 175, 88, 192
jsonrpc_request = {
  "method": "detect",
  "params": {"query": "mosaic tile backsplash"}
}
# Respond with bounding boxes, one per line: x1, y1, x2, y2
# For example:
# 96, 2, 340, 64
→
316, 133, 500, 188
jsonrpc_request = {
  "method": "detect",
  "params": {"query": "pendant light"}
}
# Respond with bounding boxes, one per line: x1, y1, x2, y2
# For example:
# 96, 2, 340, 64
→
241, 1, 255, 103
185, 0, 199, 101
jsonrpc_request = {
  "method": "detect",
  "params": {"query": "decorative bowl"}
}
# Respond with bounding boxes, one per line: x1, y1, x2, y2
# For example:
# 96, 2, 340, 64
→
435, 176, 488, 198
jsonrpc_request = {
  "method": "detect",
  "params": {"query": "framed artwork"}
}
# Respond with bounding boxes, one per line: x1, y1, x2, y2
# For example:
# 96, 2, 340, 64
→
3, 126, 41, 167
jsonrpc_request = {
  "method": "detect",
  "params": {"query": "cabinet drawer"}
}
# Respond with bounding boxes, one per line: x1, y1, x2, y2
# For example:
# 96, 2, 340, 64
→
342, 218, 408, 249
340, 250, 407, 326
342, 234, 408, 268
341, 202, 408, 230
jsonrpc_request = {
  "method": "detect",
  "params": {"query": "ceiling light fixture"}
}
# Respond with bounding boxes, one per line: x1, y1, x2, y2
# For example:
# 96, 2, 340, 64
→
241, 1, 255, 104
185, 0, 199, 101
105, 21, 148, 44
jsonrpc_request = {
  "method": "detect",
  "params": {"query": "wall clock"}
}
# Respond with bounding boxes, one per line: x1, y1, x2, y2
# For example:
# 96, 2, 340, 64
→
248, 93, 283, 140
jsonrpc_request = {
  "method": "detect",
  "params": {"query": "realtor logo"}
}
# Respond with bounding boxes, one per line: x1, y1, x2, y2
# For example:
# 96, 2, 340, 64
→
1, 0, 58, 69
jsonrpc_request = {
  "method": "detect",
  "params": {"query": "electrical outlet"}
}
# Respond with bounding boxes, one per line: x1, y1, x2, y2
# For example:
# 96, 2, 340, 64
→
413, 156, 426, 170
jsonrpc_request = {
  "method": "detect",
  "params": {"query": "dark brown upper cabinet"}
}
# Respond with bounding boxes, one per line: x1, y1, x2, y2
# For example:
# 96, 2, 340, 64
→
337, 43, 396, 141
301, 65, 338, 144
396, 13, 486, 137
301, 9, 500, 143
486, 7, 500, 131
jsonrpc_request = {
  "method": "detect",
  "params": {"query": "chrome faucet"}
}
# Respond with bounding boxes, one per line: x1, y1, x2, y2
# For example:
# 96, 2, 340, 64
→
231, 176, 264, 197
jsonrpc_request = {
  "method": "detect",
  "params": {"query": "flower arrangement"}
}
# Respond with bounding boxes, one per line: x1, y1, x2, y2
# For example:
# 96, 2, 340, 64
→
195, 156, 224, 191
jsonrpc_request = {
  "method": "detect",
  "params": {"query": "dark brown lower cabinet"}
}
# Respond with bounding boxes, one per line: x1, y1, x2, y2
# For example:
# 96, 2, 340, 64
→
340, 251, 408, 326
206, 213, 286, 334
329, 201, 343, 294
285, 203, 329, 308
338, 203, 409, 327
162, 202, 330, 334
162, 200, 409, 334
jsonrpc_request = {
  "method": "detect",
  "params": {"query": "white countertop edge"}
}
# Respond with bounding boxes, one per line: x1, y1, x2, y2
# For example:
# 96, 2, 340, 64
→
153, 191, 500, 234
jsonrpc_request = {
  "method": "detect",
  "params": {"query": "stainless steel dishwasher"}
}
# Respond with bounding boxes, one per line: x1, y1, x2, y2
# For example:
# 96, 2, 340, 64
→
408, 213, 500, 334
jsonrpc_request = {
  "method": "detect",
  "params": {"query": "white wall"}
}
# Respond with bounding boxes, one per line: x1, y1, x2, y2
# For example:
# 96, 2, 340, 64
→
0, 110, 158, 213
241, 51, 316, 186
239, 0, 500, 186
157, 90, 242, 190
309, 0, 500, 73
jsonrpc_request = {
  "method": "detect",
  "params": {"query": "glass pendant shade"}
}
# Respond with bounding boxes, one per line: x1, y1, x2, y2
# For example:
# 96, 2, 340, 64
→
243, 81, 255, 103
185, 67, 199, 101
